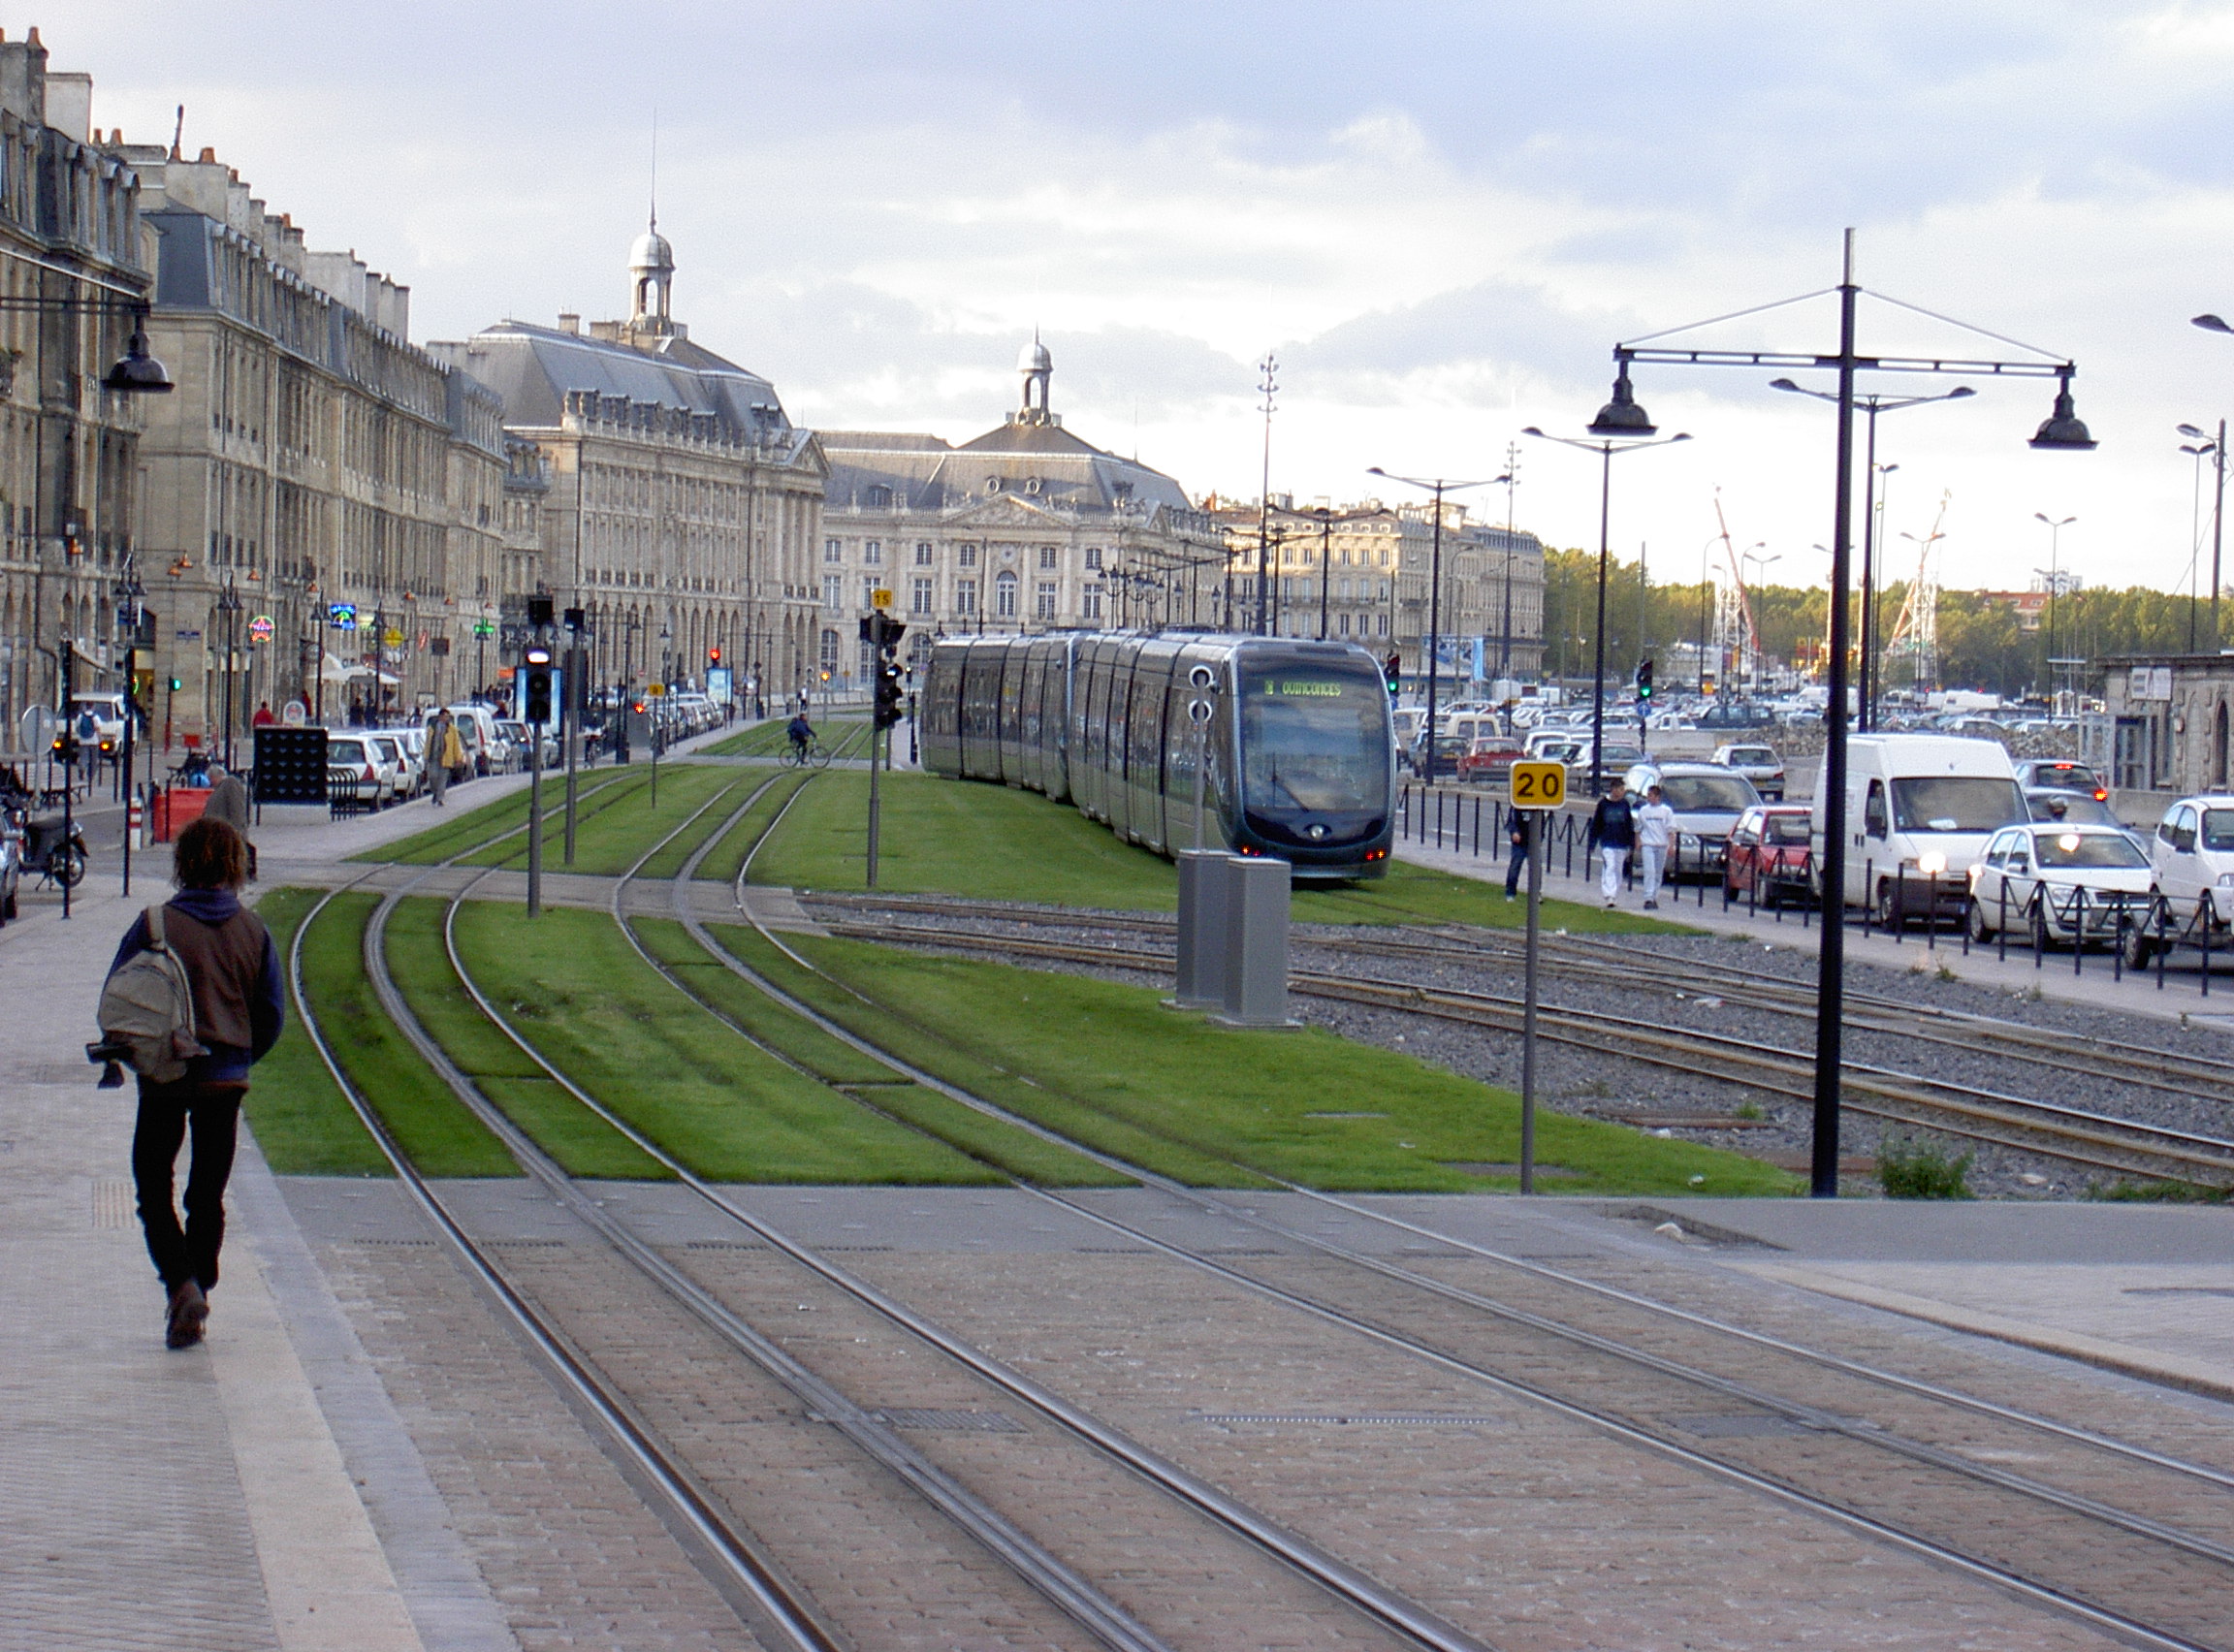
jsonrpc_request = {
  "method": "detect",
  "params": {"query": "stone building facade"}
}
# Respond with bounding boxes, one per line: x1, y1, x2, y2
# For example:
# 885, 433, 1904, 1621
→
1212, 497, 1546, 680
429, 230, 825, 705
2090, 654, 2234, 801
106, 141, 508, 740
816, 339, 1219, 686
0, 30, 152, 743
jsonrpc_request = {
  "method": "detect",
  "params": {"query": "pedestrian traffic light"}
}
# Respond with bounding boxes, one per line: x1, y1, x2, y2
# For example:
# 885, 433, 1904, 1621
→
1384, 653, 1402, 694
1636, 656, 1655, 703
523, 644, 554, 723
707, 645, 721, 667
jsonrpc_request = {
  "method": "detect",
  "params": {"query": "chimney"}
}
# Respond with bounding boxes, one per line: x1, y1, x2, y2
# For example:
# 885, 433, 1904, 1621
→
557, 312, 580, 335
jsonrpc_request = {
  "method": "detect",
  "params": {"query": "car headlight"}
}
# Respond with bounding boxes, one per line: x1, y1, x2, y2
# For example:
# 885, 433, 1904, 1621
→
1679, 832, 1700, 850
1917, 850, 1948, 875
2218, 873, 2234, 889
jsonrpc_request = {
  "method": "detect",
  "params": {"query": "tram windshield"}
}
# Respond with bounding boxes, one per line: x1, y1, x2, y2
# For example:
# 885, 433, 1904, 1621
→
1239, 663, 1390, 814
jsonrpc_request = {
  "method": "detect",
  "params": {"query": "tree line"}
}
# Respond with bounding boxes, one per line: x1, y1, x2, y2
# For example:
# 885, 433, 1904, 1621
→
1536, 546, 2220, 699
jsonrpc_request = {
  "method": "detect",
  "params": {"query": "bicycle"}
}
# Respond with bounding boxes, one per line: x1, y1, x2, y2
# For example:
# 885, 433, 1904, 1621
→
780, 737, 832, 770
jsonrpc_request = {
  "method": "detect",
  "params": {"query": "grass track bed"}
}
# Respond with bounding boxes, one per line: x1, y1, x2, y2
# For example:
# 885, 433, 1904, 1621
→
694, 773, 813, 885
703, 716, 869, 757
247, 888, 388, 1175
363, 770, 645, 866
293, 890, 519, 1177
753, 770, 1684, 934
460, 764, 731, 875
448, 903, 1014, 1185
722, 926, 1797, 1196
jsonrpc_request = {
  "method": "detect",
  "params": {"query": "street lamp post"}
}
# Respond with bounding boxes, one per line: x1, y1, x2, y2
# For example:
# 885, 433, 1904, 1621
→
1366, 470, 1495, 781
1523, 390, 1692, 795
2186, 312, 2234, 638
217, 579, 243, 771
1606, 229, 2093, 1197
2178, 420, 2225, 651
2034, 512, 2076, 702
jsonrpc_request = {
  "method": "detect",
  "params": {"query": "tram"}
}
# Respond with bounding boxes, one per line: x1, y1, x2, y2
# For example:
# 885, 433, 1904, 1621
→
921, 632, 1395, 880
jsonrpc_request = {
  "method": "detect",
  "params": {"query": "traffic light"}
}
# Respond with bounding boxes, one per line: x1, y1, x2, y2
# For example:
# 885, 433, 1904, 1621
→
1636, 656, 1655, 703
707, 645, 721, 667
875, 656, 905, 729
523, 644, 554, 724
527, 594, 555, 628
1384, 653, 1402, 694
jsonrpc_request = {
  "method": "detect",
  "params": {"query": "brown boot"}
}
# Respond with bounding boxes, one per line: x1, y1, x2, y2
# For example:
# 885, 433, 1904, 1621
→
166, 1280, 208, 1349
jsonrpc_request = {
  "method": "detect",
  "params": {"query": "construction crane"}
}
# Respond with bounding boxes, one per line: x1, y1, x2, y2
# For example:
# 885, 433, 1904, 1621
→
1885, 491, 1950, 698
1710, 492, 1764, 690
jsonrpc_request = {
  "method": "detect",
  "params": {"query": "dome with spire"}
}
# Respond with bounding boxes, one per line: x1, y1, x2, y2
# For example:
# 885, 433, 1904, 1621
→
629, 227, 675, 273
1018, 334, 1052, 373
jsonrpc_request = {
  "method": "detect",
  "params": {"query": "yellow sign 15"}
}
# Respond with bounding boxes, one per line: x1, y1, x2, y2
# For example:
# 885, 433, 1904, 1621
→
1510, 760, 1567, 810
871, 588, 894, 611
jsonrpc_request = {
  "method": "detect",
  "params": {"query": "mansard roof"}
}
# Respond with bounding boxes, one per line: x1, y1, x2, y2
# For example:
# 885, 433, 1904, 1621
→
431, 320, 794, 442
819, 416, 1192, 520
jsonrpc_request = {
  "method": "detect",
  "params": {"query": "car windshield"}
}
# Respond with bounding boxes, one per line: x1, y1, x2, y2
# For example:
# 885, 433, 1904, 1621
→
2203, 809, 2234, 851
1659, 775, 1758, 812
1240, 663, 1391, 814
1890, 776, 2026, 833
2034, 832, 2149, 870
1764, 814, 1811, 845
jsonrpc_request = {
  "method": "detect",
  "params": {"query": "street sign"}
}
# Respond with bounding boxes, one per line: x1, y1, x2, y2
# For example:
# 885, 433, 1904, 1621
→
382, 627, 404, 650
473, 619, 495, 638
328, 603, 358, 630
871, 588, 894, 611
648, 683, 666, 697
248, 615, 274, 644
1510, 760, 1566, 810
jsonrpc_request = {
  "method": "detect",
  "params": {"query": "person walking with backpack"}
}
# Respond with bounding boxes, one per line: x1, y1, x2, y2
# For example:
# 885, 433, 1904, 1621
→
104, 816, 282, 1349
1585, 775, 1638, 909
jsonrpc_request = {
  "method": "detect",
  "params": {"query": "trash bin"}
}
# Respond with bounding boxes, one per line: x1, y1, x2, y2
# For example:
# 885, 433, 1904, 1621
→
151, 785, 212, 843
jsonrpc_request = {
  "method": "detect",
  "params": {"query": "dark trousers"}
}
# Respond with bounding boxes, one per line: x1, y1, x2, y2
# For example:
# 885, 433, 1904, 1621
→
1505, 836, 1528, 896
132, 1080, 245, 1292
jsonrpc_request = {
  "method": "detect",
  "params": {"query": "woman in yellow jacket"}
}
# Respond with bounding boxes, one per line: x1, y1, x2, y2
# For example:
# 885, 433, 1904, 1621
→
428, 710, 465, 807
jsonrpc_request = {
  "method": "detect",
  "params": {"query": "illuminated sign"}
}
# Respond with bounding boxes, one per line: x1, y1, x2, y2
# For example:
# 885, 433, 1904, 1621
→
328, 603, 359, 630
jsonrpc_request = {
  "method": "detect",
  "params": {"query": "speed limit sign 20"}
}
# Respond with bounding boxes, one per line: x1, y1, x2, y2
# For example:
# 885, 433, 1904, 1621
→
1510, 760, 1566, 810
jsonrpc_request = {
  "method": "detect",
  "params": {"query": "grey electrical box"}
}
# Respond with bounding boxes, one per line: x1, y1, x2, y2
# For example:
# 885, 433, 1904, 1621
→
1172, 850, 1233, 1010
1216, 854, 1293, 1028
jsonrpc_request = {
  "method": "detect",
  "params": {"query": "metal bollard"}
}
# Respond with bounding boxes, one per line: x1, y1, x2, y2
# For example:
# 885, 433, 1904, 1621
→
2073, 887, 2086, 977
1997, 879, 2008, 964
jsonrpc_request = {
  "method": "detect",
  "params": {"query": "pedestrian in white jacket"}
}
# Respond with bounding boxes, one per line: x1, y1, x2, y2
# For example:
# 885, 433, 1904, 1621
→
1636, 784, 1676, 909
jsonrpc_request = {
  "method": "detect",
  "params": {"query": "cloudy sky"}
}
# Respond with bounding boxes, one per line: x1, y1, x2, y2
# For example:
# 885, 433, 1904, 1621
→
52, 1, 2234, 598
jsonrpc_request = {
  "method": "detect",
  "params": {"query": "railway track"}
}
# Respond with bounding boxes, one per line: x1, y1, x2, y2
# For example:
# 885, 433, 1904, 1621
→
661, 884, 2234, 1645
285, 781, 2234, 1649
799, 893, 2234, 1191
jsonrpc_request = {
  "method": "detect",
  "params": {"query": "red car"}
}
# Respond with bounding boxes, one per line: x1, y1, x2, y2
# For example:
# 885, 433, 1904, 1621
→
1723, 805, 1815, 907
1456, 737, 1525, 784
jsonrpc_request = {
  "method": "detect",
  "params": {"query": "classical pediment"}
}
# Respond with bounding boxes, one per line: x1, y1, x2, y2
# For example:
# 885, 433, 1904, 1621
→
940, 494, 1069, 528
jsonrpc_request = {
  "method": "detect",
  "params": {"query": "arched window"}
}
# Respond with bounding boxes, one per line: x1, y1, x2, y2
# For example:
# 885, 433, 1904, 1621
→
995, 569, 1018, 619
864, 484, 893, 509
819, 628, 840, 678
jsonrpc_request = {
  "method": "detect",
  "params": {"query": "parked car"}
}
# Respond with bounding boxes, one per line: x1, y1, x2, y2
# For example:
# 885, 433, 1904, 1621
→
1966, 822, 2156, 948
324, 734, 395, 805
1712, 743, 1786, 801
1724, 805, 1815, 907
1455, 736, 1525, 784
2144, 794, 2234, 931
2013, 758, 2106, 800
1813, 734, 2027, 927
1622, 761, 1763, 877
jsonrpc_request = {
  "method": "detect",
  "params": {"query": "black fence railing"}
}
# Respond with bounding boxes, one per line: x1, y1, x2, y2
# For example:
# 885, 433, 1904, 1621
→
1393, 780, 2230, 992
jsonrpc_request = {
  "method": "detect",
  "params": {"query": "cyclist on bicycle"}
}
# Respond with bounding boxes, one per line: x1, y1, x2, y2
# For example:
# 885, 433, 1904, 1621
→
786, 712, 814, 758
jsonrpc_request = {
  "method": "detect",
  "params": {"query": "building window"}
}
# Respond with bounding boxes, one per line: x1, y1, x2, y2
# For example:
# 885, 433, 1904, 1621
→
914, 541, 933, 565
956, 579, 977, 615
1036, 582, 1057, 620
1339, 613, 1351, 636
1377, 613, 1388, 637
822, 575, 843, 610
863, 576, 880, 610
957, 542, 978, 568
1085, 546, 1102, 570
819, 629, 840, 676
824, 538, 842, 563
910, 578, 933, 615
1037, 545, 1057, 570
865, 483, 893, 508
995, 571, 1018, 619
864, 540, 881, 565
985, 476, 1002, 493
1082, 588, 1102, 620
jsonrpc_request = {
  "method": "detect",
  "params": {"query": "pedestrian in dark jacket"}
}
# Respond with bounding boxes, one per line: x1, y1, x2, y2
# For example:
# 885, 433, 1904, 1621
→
108, 816, 283, 1348
1504, 811, 1529, 899
1584, 778, 1638, 907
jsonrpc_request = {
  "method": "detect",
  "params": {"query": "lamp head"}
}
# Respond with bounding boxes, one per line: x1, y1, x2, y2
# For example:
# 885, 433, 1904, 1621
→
1519, 427, 1546, 439
1586, 364, 1657, 436
2028, 371, 2096, 452
1946, 386, 1976, 400
1367, 466, 1387, 478
101, 324, 174, 396
1767, 377, 1803, 395
2194, 314, 2234, 334
2180, 423, 2208, 439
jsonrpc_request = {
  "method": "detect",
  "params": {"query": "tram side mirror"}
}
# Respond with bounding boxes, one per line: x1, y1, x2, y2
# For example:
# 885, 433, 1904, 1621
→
1189, 666, 1216, 690
1189, 697, 1213, 726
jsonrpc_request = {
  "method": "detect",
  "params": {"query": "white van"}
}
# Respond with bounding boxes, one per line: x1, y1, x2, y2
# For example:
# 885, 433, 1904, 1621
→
1812, 734, 2026, 926
444, 703, 502, 777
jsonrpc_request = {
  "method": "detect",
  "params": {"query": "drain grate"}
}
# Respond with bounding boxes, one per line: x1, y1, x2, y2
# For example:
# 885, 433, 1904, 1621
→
876, 1408, 1026, 1434
1667, 1414, 1820, 1440
1199, 1413, 1508, 1428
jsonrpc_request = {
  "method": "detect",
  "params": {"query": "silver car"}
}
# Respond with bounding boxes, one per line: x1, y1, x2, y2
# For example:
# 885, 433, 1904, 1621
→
1623, 761, 1764, 877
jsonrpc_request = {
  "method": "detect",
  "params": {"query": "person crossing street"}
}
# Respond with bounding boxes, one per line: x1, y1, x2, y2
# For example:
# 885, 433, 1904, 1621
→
1636, 781, 1676, 910
1585, 776, 1638, 908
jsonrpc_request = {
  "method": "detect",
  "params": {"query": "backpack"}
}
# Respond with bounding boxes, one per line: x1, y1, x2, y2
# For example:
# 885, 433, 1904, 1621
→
97, 905, 207, 1084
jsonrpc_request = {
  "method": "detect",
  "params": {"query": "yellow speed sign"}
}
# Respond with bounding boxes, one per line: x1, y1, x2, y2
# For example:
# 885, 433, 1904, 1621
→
1510, 760, 1566, 810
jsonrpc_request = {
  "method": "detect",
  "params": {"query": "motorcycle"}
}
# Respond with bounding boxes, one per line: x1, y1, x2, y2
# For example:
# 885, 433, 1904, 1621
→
3, 792, 87, 895
0, 816, 19, 924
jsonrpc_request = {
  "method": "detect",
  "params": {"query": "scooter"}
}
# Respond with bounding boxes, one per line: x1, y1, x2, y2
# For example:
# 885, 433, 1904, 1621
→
4, 797, 87, 892
0, 816, 20, 924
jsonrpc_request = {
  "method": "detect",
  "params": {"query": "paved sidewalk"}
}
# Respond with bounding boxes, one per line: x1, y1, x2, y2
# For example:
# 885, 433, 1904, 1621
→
0, 885, 508, 1651
1398, 832, 2234, 1030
